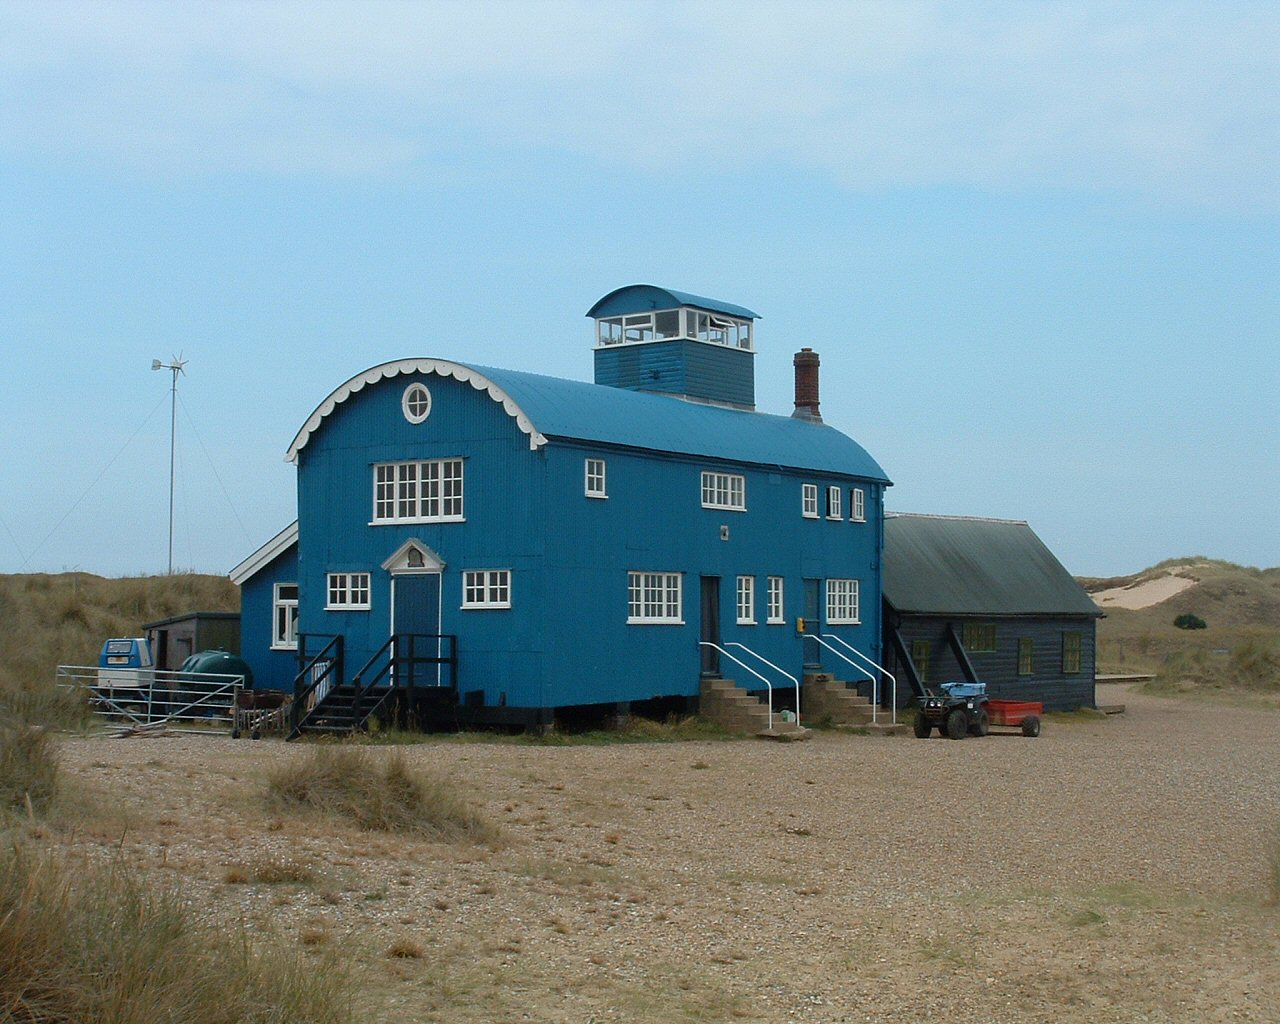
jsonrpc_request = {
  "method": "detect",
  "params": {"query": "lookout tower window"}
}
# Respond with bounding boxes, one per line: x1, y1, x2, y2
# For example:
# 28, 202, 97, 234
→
595, 307, 753, 352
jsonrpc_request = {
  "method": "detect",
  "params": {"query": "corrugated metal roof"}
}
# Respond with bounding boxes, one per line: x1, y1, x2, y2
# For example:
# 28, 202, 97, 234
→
585, 285, 760, 320
286, 359, 889, 482
476, 363, 888, 480
883, 513, 1101, 617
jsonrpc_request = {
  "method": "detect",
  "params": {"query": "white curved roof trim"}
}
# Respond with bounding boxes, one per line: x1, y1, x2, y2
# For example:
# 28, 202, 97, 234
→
285, 359, 548, 463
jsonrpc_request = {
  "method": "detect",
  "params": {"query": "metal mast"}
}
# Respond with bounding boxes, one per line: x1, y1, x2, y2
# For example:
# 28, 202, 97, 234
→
151, 356, 187, 575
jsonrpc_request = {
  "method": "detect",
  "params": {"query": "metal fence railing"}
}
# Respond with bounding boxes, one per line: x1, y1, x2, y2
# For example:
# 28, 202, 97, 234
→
56, 664, 245, 735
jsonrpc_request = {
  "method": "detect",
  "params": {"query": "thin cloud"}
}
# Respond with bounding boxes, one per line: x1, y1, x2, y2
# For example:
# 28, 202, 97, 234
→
0, 1, 1275, 208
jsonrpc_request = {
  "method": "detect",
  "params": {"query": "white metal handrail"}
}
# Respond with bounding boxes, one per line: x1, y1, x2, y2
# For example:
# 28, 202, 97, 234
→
699, 642, 799, 731
820, 634, 899, 725
725, 642, 801, 728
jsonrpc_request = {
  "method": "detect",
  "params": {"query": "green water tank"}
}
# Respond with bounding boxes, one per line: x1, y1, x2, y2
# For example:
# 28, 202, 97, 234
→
179, 649, 255, 689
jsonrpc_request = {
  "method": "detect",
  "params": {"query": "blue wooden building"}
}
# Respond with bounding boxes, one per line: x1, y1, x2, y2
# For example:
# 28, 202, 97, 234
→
231, 286, 891, 731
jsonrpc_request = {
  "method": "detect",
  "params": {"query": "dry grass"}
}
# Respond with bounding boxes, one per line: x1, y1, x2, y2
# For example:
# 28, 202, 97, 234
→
0, 843, 351, 1024
265, 746, 500, 846
0, 572, 237, 729
0, 721, 59, 821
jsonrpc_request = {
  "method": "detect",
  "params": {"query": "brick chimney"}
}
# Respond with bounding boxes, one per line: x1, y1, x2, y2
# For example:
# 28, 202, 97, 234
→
792, 348, 821, 422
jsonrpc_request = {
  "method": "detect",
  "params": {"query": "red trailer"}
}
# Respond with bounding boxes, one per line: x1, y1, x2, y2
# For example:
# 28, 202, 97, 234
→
985, 699, 1043, 737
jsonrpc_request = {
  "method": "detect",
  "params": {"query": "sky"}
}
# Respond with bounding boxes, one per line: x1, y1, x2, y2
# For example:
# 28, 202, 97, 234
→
0, 1, 1276, 579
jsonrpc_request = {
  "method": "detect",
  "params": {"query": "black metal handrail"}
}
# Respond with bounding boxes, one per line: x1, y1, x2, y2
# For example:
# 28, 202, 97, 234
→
288, 634, 344, 734
291, 633, 457, 737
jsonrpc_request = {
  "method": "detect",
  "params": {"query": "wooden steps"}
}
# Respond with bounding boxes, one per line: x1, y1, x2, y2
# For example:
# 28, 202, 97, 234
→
699, 677, 810, 740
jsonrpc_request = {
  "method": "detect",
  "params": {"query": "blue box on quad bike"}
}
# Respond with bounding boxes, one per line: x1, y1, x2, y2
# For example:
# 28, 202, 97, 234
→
938, 680, 986, 699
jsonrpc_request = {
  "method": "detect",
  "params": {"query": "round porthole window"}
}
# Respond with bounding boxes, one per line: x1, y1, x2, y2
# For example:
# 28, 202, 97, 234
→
402, 383, 432, 424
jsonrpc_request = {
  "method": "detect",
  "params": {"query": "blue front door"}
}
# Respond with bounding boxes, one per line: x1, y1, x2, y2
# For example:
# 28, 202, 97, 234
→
392, 573, 441, 687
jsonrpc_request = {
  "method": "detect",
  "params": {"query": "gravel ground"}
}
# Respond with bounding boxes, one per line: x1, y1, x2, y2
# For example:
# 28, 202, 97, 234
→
54, 685, 1280, 1023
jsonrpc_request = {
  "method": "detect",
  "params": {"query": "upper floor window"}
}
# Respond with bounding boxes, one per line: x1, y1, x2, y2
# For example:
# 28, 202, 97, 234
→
327, 572, 370, 610
585, 458, 607, 498
595, 308, 753, 352
736, 575, 756, 624
1062, 632, 1083, 674
463, 570, 511, 609
272, 583, 298, 650
850, 487, 866, 522
802, 483, 819, 519
767, 576, 785, 624
826, 486, 842, 520
401, 383, 432, 424
701, 471, 745, 511
373, 459, 463, 523
628, 571, 683, 624
963, 622, 997, 652
826, 578, 860, 624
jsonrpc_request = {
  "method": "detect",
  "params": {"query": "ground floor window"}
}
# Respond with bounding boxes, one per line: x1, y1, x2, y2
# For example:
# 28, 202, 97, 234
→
326, 572, 370, 610
463, 570, 511, 609
1062, 632, 1082, 674
825, 578, 860, 624
963, 622, 997, 652
1018, 637, 1034, 676
272, 583, 298, 649
767, 576, 785, 623
911, 639, 931, 683
736, 575, 756, 624
628, 571, 682, 623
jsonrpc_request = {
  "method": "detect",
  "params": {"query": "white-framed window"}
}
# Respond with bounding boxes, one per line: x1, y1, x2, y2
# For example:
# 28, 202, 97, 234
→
585, 458, 607, 498
462, 570, 511, 609
401, 383, 432, 424
327, 572, 371, 610
373, 459, 464, 523
802, 483, 819, 519
851, 487, 866, 522
272, 583, 298, 649
595, 308, 753, 352
767, 576, 785, 624
701, 471, 745, 511
627, 571, 683, 624
826, 485, 842, 520
826, 578, 860, 624
736, 575, 756, 624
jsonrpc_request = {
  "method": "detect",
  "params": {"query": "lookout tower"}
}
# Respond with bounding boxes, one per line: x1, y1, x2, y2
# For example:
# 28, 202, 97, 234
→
586, 285, 759, 410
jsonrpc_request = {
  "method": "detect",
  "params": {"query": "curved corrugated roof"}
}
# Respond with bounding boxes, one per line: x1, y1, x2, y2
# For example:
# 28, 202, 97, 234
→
287, 359, 888, 482
883, 513, 1101, 617
585, 285, 760, 320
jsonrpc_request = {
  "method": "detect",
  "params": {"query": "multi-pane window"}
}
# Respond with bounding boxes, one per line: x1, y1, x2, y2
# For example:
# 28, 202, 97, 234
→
373, 459, 464, 523
850, 487, 866, 522
802, 483, 819, 518
585, 458, 607, 498
736, 575, 756, 624
826, 578, 860, 624
401, 383, 432, 424
701, 471, 745, 511
1062, 632, 1082, 674
963, 622, 997, 652
326, 572, 370, 610
627, 571, 682, 623
272, 583, 298, 649
826, 486, 842, 519
767, 576, 785, 624
911, 640, 931, 683
463, 570, 511, 609
1018, 638, 1034, 676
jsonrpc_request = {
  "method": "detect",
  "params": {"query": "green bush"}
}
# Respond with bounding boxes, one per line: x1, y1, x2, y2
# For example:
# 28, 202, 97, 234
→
1173, 613, 1207, 630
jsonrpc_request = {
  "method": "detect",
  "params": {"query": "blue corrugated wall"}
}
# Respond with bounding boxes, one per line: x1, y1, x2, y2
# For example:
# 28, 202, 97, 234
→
292, 369, 884, 711
239, 544, 298, 692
